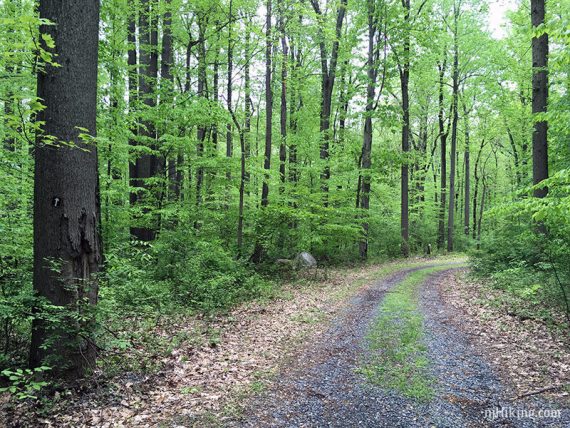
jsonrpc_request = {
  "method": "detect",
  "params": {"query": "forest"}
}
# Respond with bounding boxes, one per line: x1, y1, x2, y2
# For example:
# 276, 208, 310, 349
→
0, 0, 569, 426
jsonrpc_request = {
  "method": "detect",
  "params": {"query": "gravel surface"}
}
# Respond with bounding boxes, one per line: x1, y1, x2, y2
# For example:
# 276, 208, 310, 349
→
230, 265, 570, 428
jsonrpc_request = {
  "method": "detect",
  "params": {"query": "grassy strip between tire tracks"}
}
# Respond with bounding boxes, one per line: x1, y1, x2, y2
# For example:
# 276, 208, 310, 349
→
360, 263, 467, 401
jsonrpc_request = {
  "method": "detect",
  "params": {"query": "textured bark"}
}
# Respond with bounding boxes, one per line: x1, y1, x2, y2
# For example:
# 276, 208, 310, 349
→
30, 0, 102, 378
131, 0, 159, 241
436, 51, 448, 250
260, 0, 273, 209
252, 0, 273, 263
447, 4, 459, 252
3, 65, 16, 152
412, 111, 428, 207
161, 0, 179, 199
237, 125, 246, 256
359, 0, 379, 260
463, 105, 470, 236
506, 125, 521, 186
213, 42, 220, 153
128, 1, 138, 207
338, 59, 350, 142
226, 0, 234, 180
472, 138, 486, 240
400, 0, 410, 257
288, 14, 303, 184
195, 18, 207, 227
278, 0, 288, 190
531, 0, 548, 198
477, 180, 487, 250
244, 23, 252, 185
237, 18, 253, 256
310, 0, 348, 202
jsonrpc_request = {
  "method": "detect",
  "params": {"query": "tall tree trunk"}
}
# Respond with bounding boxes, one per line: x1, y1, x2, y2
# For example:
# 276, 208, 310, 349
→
288, 15, 303, 184
131, 0, 159, 241
260, 0, 273, 209
195, 19, 207, 228
359, 0, 378, 260
237, 125, 246, 255
338, 59, 350, 143
237, 21, 253, 256
237, 16, 254, 256
128, 1, 138, 214
436, 50, 448, 250
505, 125, 521, 186
213, 43, 220, 153
278, 0, 288, 190
310, 0, 347, 204
447, 4, 459, 252
30, 0, 102, 378
161, 0, 178, 199
531, 0, 548, 198
3, 65, 16, 152
244, 22, 252, 186
252, 0, 273, 263
472, 138, 485, 240
477, 179, 487, 249
226, 0, 234, 180
400, 0, 410, 257
463, 104, 470, 236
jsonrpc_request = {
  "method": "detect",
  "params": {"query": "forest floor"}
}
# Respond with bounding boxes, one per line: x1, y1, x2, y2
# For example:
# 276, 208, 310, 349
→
2, 257, 570, 427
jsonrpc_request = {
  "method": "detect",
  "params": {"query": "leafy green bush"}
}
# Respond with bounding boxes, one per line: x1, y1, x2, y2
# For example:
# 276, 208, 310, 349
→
101, 242, 172, 312
152, 232, 275, 311
0, 366, 50, 400
471, 175, 570, 322
101, 230, 275, 314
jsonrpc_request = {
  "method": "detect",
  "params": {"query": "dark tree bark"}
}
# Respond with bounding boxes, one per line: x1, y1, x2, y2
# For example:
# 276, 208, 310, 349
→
3, 65, 16, 152
505, 125, 521, 186
359, 0, 380, 260
185, 39, 192, 94
278, 0, 288, 190
260, 0, 273, 209
338, 59, 350, 143
236, 16, 254, 256
288, 12, 303, 184
447, 3, 459, 252
195, 17, 207, 228
531, 0, 548, 198
310, 0, 348, 203
476, 179, 487, 249
436, 50, 448, 250
244, 20, 252, 185
472, 138, 486, 240
105, 25, 122, 226
128, 1, 138, 207
412, 110, 428, 208
30, 0, 102, 378
252, 0, 273, 263
161, 0, 179, 199
463, 103, 470, 236
213, 40, 220, 153
131, 0, 159, 241
400, 0, 410, 257
226, 0, 234, 180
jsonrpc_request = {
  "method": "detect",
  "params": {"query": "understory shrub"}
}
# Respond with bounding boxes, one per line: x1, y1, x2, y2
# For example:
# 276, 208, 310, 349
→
102, 230, 275, 314
471, 175, 570, 323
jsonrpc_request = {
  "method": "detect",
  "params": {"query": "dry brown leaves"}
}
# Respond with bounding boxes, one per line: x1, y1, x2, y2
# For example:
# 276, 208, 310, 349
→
438, 270, 570, 404
2, 261, 400, 428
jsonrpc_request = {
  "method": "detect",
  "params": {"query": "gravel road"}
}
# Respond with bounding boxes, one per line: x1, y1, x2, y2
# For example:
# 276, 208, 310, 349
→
230, 265, 569, 428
